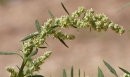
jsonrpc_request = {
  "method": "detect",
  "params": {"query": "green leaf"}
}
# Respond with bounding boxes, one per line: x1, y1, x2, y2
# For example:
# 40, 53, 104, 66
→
84, 71, 86, 77
0, 51, 18, 55
45, 41, 49, 46
48, 10, 55, 20
39, 46, 47, 49
21, 33, 39, 41
0, 51, 23, 59
98, 67, 104, 77
27, 75, 44, 77
71, 66, 73, 77
103, 60, 118, 77
58, 37, 69, 48
63, 69, 67, 77
117, 2, 130, 13
35, 20, 41, 33
78, 69, 80, 77
119, 67, 130, 74
61, 2, 70, 15
16, 65, 20, 70
50, 25, 59, 29
28, 48, 38, 58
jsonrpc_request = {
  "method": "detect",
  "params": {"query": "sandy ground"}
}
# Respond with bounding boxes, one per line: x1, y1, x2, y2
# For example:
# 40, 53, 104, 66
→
0, 0, 130, 77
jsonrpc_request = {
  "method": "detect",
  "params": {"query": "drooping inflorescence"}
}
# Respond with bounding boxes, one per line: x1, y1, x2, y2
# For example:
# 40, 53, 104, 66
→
6, 6, 125, 77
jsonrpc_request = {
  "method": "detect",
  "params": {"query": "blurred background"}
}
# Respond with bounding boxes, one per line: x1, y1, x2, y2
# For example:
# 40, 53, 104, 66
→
0, 0, 130, 77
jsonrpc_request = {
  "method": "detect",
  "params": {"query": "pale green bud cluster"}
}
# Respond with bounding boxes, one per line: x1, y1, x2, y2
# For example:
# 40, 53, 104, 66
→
35, 7, 125, 48
25, 51, 52, 75
109, 23, 125, 34
22, 40, 34, 57
53, 30, 75, 40
6, 66, 18, 77
22, 34, 46, 57
52, 7, 124, 35
7, 6, 125, 76
19, 6, 125, 75
72, 6, 85, 18
122, 73, 130, 77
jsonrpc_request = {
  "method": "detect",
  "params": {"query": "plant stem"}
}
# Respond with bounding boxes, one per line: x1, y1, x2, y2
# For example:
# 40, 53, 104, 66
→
18, 58, 27, 77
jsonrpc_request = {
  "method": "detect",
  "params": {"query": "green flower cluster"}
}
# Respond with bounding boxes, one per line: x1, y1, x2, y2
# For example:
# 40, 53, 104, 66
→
54, 7, 125, 34
25, 51, 52, 75
6, 66, 18, 77
6, 6, 125, 77
122, 73, 130, 77
22, 36, 46, 57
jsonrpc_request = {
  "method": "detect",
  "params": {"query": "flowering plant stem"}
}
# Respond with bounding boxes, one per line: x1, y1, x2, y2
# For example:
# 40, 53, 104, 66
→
18, 58, 27, 77
0, 2, 125, 77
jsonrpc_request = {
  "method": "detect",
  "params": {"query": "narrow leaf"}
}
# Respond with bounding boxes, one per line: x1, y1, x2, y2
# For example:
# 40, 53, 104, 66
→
45, 41, 49, 46
50, 25, 59, 29
0, 52, 19, 55
61, 2, 70, 15
48, 10, 55, 20
39, 46, 47, 49
21, 33, 39, 41
63, 69, 67, 77
103, 60, 118, 77
27, 75, 44, 77
71, 66, 73, 77
119, 67, 130, 74
98, 67, 104, 77
117, 2, 130, 13
0, 51, 23, 59
16, 65, 20, 70
58, 37, 69, 48
28, 48, 38, 58
78, 69, 80, 77
35, 20, 41, 33
84, 71, 86, 77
